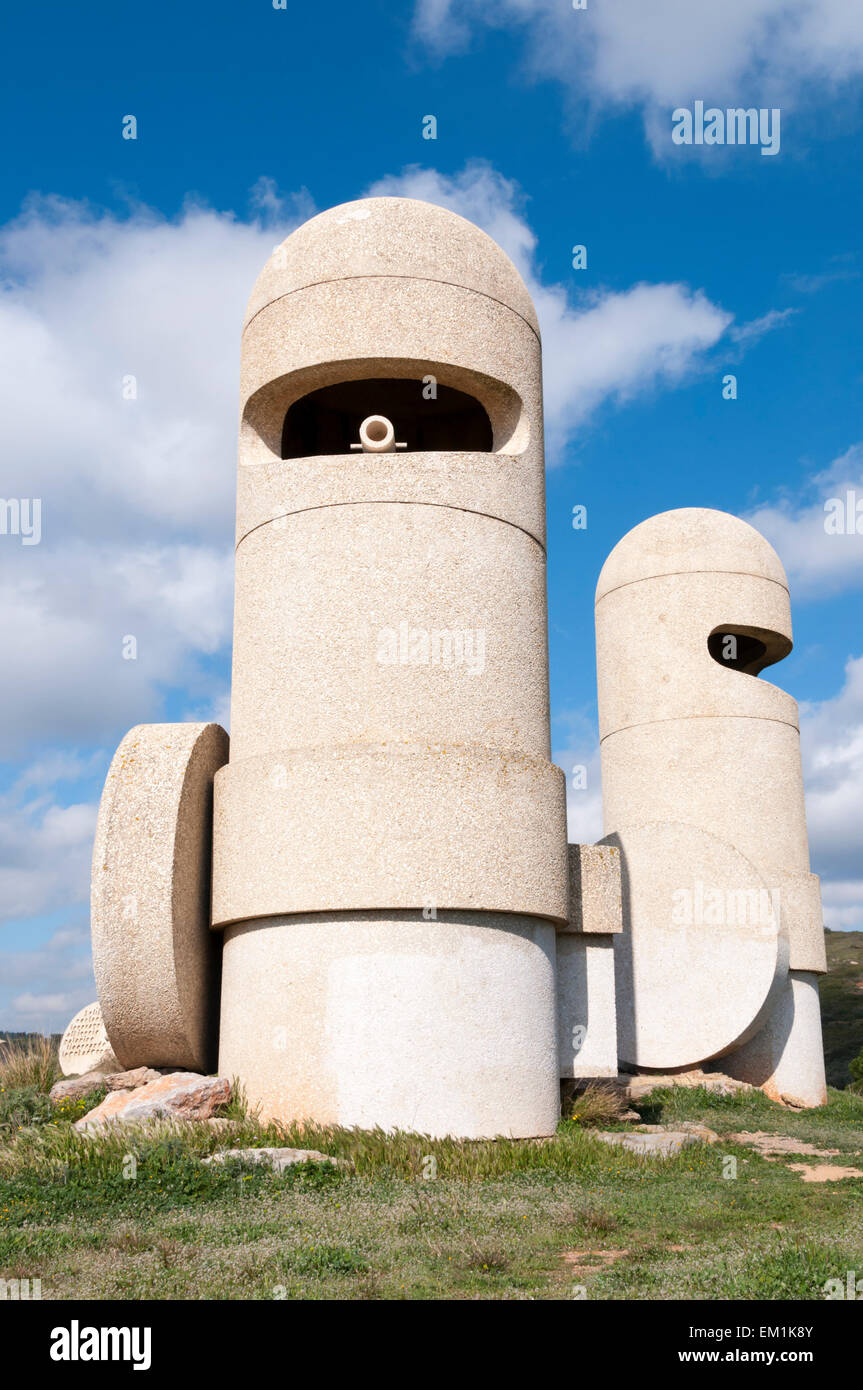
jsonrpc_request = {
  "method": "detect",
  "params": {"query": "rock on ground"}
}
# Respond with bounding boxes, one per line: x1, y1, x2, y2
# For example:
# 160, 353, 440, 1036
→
593, 1127, 711, 1157
104, 1067, 165, 1092
622, 1070, 755, 1102
50, 1072, 110, 1103
51, 1066, 165, 1104
74, 1073, 231, 1132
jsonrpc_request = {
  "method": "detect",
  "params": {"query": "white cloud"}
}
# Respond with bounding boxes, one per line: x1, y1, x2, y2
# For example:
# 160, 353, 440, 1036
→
11, 992, 84, 1020
0, 780, 97, 922
820, 880, 863, 932
745, 444, 863, 597
413, 0, 863, 155
368, 163, 732, 452
799, 655, 863, 889
552, 707, 603, 845
0, 167, 741, 762
0, 191, 304, 758
730, 308, 797, 346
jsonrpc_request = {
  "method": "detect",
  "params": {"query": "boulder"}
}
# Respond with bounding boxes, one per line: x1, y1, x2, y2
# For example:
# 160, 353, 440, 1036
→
623, 1069, 755, 1101
50, 1072, 109, 1103
75, 1072, 230, 1132
105, 1067, 164, 1091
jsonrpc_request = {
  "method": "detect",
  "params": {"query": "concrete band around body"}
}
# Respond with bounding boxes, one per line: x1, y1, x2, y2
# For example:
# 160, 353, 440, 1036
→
600, 719, 813, 888
91, 722, 229, 1072
235, 449, 546, 550
240, 280, 541, 460
211, 742, 568, 928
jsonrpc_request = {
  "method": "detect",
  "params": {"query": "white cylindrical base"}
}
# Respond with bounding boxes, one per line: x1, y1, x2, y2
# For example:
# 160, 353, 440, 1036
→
557, 935, 619, 1078
218, 910, 560, 1139
722, 970, 827, 1108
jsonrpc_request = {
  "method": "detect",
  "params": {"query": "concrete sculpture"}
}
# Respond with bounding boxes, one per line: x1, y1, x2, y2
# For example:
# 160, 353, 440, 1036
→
58, 1001, 119, 1078
595, 508, 826, 1106
82, 199, 828, 1136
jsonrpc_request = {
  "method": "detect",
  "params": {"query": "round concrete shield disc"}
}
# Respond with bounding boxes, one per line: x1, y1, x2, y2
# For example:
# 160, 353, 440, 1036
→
600, 822, 788, 1071
91, 722, 228, 1072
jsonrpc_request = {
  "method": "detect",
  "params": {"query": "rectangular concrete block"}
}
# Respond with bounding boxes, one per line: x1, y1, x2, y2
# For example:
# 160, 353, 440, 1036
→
563, 842, 622, 934
557, 934, 618, 1078
782, 873, 828, 974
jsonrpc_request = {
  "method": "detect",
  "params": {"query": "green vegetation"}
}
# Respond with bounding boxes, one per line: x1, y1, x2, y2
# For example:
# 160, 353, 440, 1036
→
0, 1035, 61, 1094
821, 930, 863, 1088
0, 1052, 861, 1300
0, 937, 859, 1301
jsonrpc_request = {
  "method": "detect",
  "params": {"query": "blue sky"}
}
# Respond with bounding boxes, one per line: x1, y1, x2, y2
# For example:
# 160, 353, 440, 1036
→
2, 0, 863, 1032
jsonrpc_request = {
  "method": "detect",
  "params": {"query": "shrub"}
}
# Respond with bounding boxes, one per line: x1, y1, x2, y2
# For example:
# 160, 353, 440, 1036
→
563, 1082, 625, 1128
0, 1036, 59, 1094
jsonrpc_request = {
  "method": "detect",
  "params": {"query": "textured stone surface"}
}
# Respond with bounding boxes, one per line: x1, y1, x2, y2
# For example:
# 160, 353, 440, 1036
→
563, 843, 622, 935
50, 1071, 108, 1102
105, 1067, 164, 1091
622, 1070, 756, 1101
203, 1147, 347, 1172
593, 1129, 704, 1157
595, 505, 791, 599
91, 722, 228, 1072
212, 743, 567, 926
52, 1066, 163, 1102
58, 1002, 119, 1078
595, 508, 826, 1101
214, 197, 566, 1138
75, 1073, 230, 1132
236, 448, 545, 551
634, 1121, 719, 1144
219, 911, 560, 1139
227, 504, 552, 766
244, 196, 540, 333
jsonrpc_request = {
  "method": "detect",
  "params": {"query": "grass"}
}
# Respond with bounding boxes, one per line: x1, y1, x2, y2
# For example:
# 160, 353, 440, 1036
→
0, 1069, 861, 1300
0, 1035, 60, 1094
1, 957, 861, 1304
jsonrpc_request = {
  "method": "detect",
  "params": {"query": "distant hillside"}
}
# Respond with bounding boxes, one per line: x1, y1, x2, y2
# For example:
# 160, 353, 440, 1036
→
0, 1031, 61, 1048
821, 930, 863, 1088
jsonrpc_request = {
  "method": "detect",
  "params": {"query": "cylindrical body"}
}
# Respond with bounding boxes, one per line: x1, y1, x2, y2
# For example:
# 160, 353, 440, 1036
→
595, 509, 826, 1099
212, 198, 568, 1137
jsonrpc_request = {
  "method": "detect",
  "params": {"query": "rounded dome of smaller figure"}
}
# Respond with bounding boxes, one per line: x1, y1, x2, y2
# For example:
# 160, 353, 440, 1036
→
245, 196, 539, 334
595, 508, 790, 603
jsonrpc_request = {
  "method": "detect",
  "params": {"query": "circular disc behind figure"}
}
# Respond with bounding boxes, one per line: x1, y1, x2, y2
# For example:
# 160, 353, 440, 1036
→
602, 822, 789, 1071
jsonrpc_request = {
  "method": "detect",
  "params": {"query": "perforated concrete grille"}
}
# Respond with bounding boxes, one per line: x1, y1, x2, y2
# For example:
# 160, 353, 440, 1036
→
58, 1002, 114, 1073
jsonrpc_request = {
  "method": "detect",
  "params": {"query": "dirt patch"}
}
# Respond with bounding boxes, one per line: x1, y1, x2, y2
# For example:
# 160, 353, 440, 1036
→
562, 1248, 629, 1276
729, 1131, 841, 1158
786, 1163, 863, 1183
